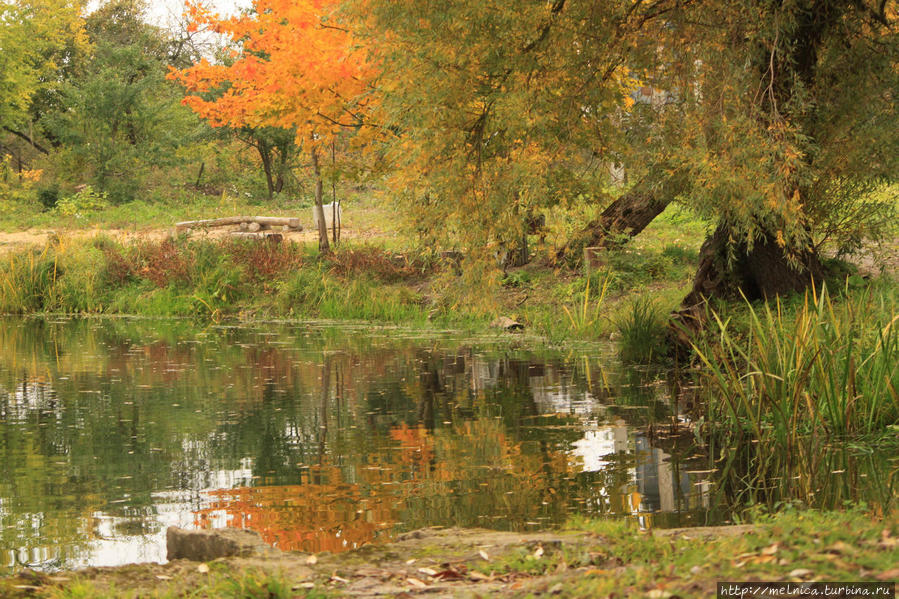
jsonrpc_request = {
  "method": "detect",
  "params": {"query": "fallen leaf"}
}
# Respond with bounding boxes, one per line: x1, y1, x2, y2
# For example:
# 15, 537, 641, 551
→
330, 575, 349, 584
550, 582, 564, 594
584, 569, 610, 576
418, 567, 438, 577
292, 583, 315, 590
876, 569, 899, 581
434, 569, 465, 581
646, 590, 673, 599
788, 569, 813, 578
469, 571, 491, 581
825, 541, 854, 555
479, 550, 490, 561
155, 575, 172, 581
406, 577, 428, 588
306, 555, 318, 565
196, 563, 209, 573
761, 543, 780, 555
405, 558, 416, 565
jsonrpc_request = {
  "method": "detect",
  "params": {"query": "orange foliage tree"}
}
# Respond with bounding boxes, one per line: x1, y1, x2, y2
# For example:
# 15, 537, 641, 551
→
169, 0, 375, 252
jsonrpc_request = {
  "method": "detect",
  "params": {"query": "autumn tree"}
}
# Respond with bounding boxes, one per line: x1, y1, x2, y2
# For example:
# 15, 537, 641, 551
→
355, 0, 898, 310
170, 0, 374, 253
350, 0, 651, 272
653, 0, 898, 316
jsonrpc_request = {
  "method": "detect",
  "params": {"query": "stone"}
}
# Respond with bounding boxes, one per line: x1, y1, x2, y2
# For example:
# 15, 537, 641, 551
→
166, 526, 279, 562
490, 316, 524, 331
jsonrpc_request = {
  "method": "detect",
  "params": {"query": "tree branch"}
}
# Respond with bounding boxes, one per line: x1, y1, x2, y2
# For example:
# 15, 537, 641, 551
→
2, 127, 49, 154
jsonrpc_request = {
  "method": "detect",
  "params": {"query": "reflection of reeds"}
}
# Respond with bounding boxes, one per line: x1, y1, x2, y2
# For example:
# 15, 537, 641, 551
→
691, 285, 899, 509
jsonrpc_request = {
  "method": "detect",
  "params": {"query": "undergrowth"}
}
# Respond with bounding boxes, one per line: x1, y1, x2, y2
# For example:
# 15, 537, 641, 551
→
0, 238, 432, 323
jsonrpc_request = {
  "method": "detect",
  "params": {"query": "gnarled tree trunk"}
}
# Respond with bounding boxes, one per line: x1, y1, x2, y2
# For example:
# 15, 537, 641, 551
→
670, 224, 824, 344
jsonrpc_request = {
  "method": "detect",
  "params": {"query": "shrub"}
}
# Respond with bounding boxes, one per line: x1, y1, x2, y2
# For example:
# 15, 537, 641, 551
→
55, 186, 110, 218
37, 185, 60, 210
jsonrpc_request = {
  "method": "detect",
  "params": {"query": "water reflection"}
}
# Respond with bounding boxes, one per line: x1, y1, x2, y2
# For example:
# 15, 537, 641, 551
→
0, 318, 719, 571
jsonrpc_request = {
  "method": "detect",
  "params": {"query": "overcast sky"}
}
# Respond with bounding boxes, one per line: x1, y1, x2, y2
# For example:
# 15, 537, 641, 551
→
143, 0, 251, 27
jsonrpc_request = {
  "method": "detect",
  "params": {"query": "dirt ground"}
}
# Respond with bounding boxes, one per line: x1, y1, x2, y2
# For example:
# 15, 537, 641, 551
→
2, 525, 755, 599
0, 221, 393, 255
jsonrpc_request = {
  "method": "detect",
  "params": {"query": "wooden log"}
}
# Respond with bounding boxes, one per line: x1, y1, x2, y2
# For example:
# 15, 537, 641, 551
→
228, 231, 284, 242
176, 216, 302, 230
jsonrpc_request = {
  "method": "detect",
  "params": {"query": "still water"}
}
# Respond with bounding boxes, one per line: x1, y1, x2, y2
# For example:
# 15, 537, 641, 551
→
0, 317, 762, 571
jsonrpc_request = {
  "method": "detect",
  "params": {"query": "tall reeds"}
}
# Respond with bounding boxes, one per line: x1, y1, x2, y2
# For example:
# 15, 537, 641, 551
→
691, 284, 899, 507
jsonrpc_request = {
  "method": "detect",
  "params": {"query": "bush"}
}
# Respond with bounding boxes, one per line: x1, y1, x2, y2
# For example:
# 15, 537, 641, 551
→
37, 185, 60, 210
55, 186, 110, 218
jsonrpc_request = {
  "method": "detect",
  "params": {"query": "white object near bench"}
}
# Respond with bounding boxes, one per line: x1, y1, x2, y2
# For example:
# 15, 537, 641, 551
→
313, 202, 342, 230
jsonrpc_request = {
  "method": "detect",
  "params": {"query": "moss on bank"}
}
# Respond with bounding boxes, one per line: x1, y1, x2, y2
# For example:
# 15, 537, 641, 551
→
1, 509, 895, 598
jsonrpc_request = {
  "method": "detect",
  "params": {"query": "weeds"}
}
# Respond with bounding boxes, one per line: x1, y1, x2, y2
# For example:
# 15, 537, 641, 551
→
324, 245, 430, 283
616, 298, 666, 363
562, 272, 611, 338
0, 246, 57, 312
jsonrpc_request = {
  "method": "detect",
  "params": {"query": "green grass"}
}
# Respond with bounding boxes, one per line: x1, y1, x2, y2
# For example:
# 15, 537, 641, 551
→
0, 568, 334, 599
616, 297, 667, 363
469, 508, 897, 597
0, 187, 400, 236
0, 237, 433, 323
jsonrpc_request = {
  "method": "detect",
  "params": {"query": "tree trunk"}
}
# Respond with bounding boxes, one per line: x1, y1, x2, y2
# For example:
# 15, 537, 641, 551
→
670, 224, 824, 343
257, 141, 275, 200
311, 147, 330, 254
556, 174, 684, 262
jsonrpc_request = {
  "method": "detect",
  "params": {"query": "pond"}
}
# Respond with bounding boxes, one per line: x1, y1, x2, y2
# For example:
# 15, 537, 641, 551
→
0, 317, 890, 573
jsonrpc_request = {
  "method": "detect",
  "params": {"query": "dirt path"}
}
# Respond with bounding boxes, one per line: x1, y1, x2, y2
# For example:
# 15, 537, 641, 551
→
0, 222, 392, 255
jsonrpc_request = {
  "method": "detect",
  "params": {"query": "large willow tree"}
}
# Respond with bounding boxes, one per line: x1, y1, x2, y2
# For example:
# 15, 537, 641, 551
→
662, 0, 898, 311
353, 0, 898, 304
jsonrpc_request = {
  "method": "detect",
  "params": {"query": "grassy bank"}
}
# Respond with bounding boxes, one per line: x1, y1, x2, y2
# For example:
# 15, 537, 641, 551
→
1, 509, 895, 598
0, 236, 436, 324
0, 212, 702, 341
688, 282, 899, 511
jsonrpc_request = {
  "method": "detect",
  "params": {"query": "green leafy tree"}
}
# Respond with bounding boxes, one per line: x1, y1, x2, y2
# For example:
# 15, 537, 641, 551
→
40, 0, 206, 202
0, 0, 88, 178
